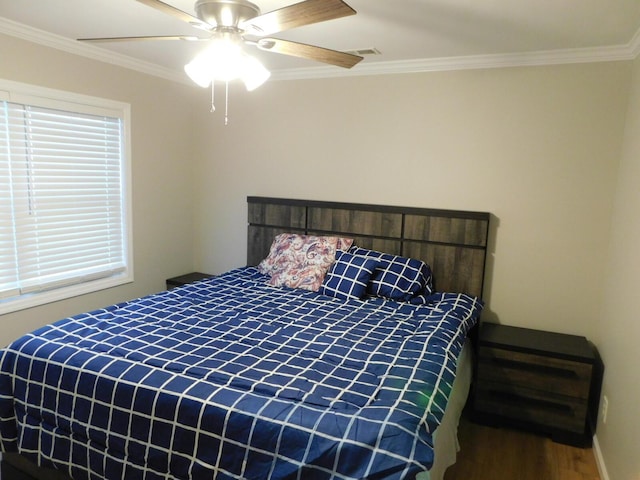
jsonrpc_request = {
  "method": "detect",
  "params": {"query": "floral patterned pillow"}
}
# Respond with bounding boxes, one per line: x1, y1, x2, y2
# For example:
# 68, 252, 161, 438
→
257, 234, 354, 291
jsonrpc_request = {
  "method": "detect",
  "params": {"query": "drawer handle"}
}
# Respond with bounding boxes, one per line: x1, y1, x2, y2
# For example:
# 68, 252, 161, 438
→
489, 357, 579, 379
488, 390, 575, 416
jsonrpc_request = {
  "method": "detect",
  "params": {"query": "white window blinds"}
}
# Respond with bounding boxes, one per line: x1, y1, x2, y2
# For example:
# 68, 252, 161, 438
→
0, 95, 18, 299
0, 83, 131, 312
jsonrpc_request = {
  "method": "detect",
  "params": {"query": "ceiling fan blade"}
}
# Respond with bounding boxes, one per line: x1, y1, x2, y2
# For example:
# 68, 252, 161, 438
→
78, 35, 204, 43
242, 0, 356, 36
136, 0, 211, 30
257, 38, 362, 69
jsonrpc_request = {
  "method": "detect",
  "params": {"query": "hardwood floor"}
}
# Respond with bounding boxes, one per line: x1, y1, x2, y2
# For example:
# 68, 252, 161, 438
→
444, 417, 601, 480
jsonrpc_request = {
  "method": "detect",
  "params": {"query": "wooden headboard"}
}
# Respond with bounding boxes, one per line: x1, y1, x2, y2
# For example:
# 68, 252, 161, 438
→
247, 197, 490, 298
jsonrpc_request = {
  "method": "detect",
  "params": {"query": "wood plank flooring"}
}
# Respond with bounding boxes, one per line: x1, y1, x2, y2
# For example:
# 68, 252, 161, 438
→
444, 417, 601, 480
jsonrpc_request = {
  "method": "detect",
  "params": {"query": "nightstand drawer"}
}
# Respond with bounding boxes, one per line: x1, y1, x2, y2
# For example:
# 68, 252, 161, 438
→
478, 346, 592, 399
475, 381, 588, 433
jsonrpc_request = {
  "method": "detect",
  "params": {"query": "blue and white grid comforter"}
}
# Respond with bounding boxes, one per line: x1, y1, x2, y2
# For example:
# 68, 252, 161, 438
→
0, 267, 482, 480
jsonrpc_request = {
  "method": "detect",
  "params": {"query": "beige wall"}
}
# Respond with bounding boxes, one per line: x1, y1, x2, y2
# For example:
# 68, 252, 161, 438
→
596, 53, 640, 480
0, 34, 199, 345
2, 30, 639, 480
192, 63, 636, 478
193, 63, 630, 341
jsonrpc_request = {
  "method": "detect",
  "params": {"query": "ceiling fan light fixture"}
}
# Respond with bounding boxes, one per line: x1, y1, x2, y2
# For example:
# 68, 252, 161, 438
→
184, 36, 270, 90
184, 57, 213, 87
241, 54, 271, 91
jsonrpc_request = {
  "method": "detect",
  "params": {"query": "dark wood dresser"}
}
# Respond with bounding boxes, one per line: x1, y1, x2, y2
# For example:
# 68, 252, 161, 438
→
472, 322, 603, 447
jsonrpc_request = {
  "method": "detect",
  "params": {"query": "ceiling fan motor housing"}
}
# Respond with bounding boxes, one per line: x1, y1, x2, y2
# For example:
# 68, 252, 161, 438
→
195, 0, 261, 29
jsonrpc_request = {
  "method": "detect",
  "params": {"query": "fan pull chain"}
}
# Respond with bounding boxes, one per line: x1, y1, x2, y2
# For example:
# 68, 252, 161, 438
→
224, 81, 230, 126
208, 82, 230, 126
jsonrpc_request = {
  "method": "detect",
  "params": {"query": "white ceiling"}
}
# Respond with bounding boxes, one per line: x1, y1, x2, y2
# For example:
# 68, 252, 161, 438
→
1, 0, 640, 84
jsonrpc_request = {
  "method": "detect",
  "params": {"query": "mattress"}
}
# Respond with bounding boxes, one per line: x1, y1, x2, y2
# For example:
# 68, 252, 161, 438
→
0, 267, 482, 479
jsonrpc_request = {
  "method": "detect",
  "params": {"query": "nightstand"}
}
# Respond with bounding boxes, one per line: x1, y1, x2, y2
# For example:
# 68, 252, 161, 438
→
472, 322, 603, 447
166, 272, 214, 290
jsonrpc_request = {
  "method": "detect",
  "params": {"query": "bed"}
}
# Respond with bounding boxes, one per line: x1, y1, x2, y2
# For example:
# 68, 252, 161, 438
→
0, 197, 490, 480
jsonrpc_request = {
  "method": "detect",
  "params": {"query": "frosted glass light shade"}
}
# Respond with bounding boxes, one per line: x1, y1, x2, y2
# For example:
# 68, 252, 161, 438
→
241, 54, 271, 91
184, 39, 270, 91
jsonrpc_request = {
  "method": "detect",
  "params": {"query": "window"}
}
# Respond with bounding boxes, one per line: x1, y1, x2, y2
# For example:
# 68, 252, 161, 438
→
0, 80, 132, 314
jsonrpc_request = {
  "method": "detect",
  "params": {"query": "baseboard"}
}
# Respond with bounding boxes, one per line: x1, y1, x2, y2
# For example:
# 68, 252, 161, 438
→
593, 434, 610, 480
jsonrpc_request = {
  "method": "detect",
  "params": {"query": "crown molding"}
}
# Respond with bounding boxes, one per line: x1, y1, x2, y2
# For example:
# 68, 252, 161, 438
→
0, 17, 188, 85
2, 16, 640, 85
273, 29, 640, 81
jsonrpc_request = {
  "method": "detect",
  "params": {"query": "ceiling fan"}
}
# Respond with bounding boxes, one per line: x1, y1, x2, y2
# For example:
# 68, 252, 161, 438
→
78, 0, 363, 71
79, 0, 363, 123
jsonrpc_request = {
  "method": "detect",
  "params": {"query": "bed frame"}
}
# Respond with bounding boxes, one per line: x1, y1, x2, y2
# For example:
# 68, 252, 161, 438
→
247, 196, 491, 298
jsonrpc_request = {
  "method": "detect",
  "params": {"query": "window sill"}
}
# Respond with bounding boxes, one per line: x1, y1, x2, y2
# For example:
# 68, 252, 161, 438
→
0, 271, 133, 315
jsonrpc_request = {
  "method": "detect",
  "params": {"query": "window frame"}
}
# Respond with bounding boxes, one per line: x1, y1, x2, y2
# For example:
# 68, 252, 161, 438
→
0, 79, 133, 315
